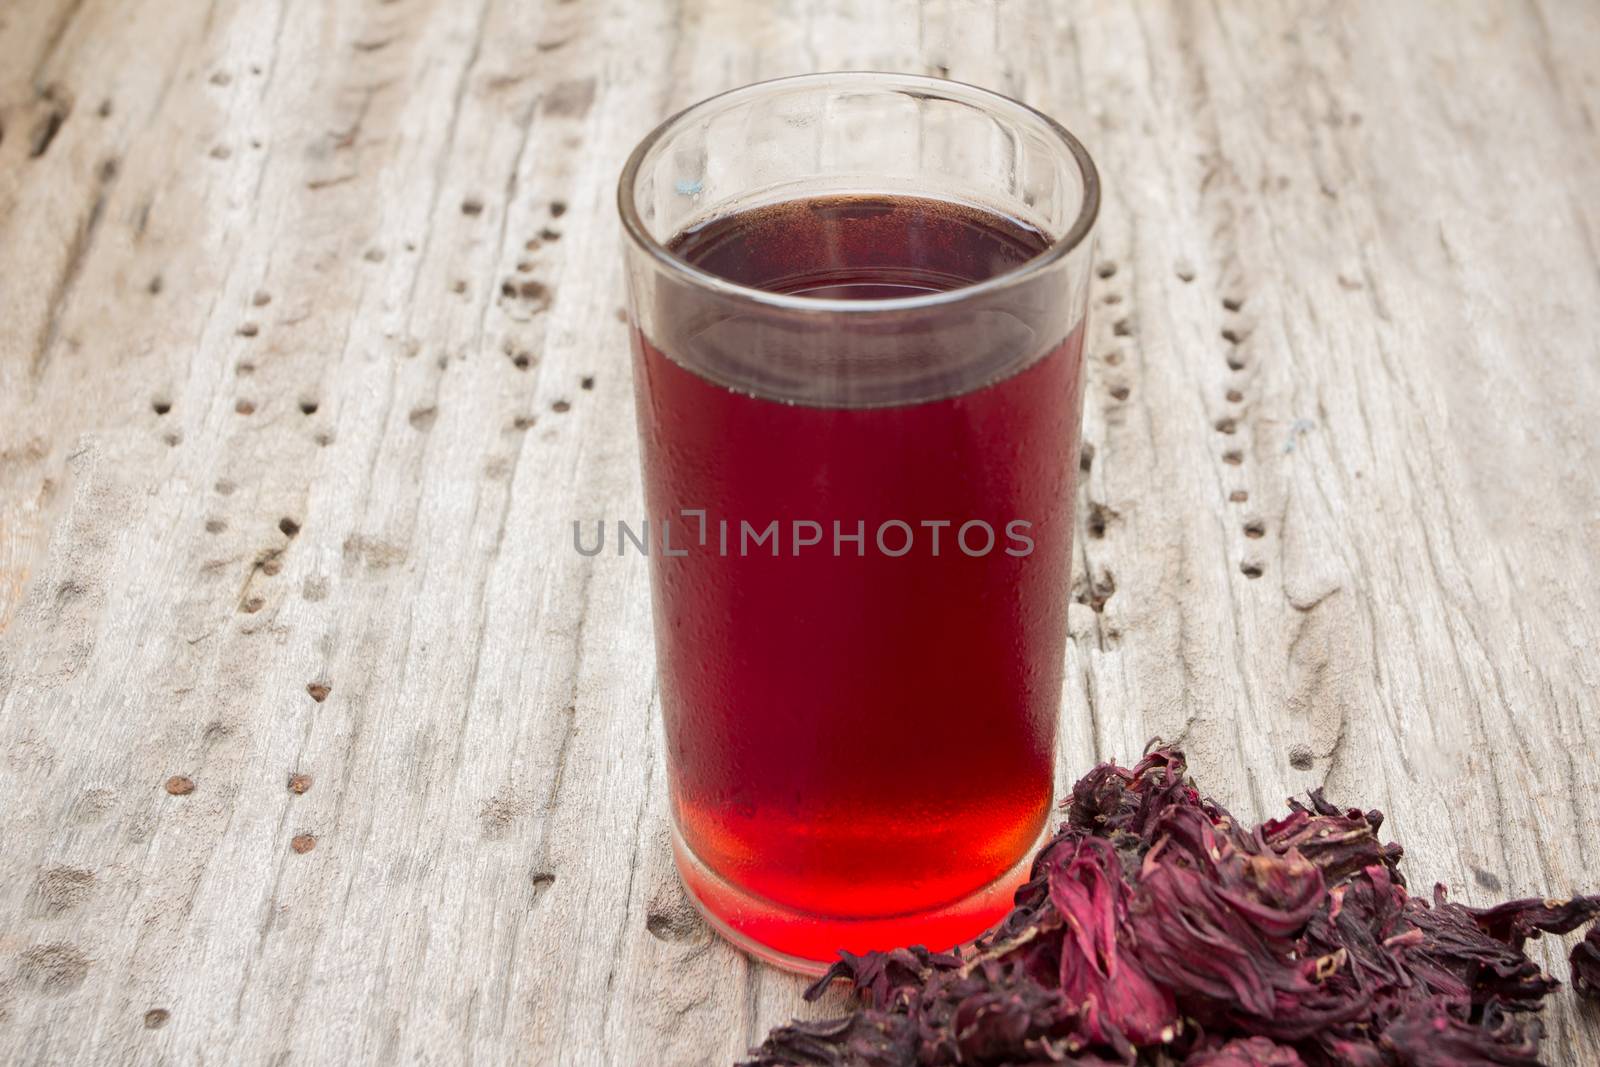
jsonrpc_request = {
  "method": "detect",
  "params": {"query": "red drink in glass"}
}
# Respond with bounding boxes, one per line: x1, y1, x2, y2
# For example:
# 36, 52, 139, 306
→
619, 75, 1098, 970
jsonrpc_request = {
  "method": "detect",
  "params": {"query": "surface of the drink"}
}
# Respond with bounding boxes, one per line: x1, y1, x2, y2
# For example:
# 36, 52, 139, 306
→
670, 193, 1051, 299
633, 194, 1084, 964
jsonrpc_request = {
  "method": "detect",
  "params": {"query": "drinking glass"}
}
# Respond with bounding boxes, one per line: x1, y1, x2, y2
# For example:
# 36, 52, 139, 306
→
618, 72, 1098, 972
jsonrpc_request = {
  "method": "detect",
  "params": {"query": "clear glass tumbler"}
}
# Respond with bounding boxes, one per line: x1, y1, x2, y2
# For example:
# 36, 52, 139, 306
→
618, 72, 1098, 972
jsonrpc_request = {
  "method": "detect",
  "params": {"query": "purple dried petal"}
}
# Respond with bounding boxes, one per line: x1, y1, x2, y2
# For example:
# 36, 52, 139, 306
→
1571, 926, 1600, 999
1125, 815, 1362, 1038
1182, 1036, 1306, 1066
1257, 800, 1404, 887
1300, 866, 1412, 994
1399, 889, 1564, 1011
1068, 749, 1221, 845
738, 1011, 916, 1066
1379, 997, 1543, 1066
1048, 836, 1178, 1049
1461, 891, 1600, 949
749, 750, 1596, 1067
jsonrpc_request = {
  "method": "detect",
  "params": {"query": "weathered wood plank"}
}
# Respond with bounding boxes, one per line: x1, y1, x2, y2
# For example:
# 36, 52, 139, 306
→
2, 1, 1598, 1064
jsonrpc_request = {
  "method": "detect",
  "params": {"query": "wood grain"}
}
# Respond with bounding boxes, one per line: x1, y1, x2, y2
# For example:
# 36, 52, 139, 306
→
3, 1, 1598, 1063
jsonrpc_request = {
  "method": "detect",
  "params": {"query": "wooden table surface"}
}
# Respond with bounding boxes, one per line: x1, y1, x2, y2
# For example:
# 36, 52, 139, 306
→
3, 1, 1599, 1063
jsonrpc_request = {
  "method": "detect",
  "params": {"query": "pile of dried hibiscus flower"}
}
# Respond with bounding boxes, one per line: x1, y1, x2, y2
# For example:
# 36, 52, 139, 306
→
743, 750, 1600, 1066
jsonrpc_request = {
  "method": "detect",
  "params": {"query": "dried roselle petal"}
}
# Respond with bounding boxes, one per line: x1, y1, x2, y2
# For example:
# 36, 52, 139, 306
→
1572, 925, 1600, 999
1461, 892, 1600, 950
807, 946, 960, 1009
1256, 800, 1403, 887
1299, 866, 1412, 994
1126, 825, 1355, 1035
1310, 1027, 1392, 1067
1048, 836, 1179, 1049
1068, 749, 1217, 845
739, 1011, 917, 1066
927, 959, 1073, 1063
749, 751, 1600, 1067
1378, 997, 1543, 1066
1182, 1036, 1306, 1066
992, 827, 1088, 934
1398, 889, 1563, 1012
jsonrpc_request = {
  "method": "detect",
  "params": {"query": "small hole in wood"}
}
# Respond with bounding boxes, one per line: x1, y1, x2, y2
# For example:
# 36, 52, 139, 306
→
461, 197, 484, 216
1241, 561, 1264, 578
549, 200, 567, 217
144, 1009, 170, 1030
152, 398, 172, 415
252, 291, 272, 307
1110, 386, 1130, 402
1222, 295, 1244, 312
241, 596, 265, 613
1226, 355, 1247, 371
299, 399, 319, 415
1243, 519, 1266, 539
1215, 417, 1237, 435
205, 519, 226, 534
238, 323, 259, 338
1229, 489, 1249, 503
1086, 502, 1117, 540
235, 399, 256, 415
278, 517, 301, 538
164, 776, 195, 796
287, 773, 313, 794
551, 399, 571, 413
1096, 261, 1117, 279
580, 375, 595, 390
1226, 389, 1244, 403
1222, 450, 1244, 466
306, 682, 330, 702
26, 97, 69, 159
290, 833, 317, 854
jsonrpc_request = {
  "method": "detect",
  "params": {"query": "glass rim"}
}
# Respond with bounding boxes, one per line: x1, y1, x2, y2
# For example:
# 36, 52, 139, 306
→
616, 71, 1101, 315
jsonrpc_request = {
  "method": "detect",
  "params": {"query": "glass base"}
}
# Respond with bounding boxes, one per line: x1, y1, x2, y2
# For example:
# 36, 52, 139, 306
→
671, 823, 1041, 976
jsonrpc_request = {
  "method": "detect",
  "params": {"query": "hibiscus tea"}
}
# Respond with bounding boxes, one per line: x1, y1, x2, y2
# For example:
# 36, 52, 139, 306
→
619, 74, 1098, 971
